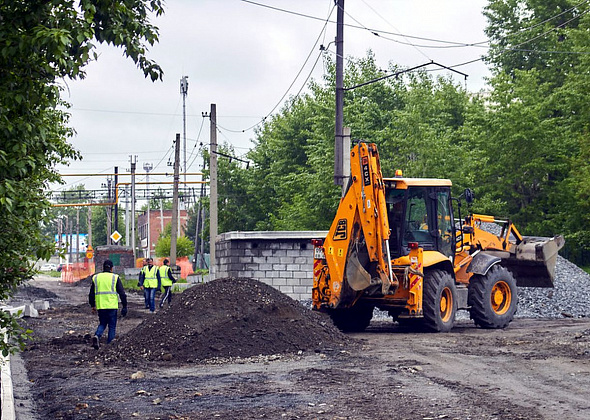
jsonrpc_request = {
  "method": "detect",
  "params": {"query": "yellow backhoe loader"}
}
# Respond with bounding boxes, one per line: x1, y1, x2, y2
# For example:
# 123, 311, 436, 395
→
312, 142, 564, 332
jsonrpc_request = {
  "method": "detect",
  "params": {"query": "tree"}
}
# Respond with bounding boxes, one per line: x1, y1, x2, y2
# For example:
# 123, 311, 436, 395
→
482, 1, 590, 263
0, 0, 164, 355
154, 223, 194, 258
240, 53, 478, 231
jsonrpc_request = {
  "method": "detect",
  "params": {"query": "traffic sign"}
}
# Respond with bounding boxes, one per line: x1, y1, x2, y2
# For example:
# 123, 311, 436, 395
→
85, 244, 94, 259
110, 231, 122, 243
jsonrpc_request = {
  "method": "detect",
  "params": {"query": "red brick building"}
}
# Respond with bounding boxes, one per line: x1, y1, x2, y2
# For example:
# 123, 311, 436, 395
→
138, 209, 189, 258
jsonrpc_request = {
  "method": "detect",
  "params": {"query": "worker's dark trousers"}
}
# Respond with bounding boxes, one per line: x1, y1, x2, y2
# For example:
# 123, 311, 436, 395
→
95, 309, 118, 343
145, 287, 157, 312
143, 288, 150, 309
160, 286, 172, 307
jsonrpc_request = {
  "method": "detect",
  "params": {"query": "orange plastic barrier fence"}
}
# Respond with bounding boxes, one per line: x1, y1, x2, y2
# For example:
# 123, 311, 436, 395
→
135, 256, 194, 279
60, 261, 96, 283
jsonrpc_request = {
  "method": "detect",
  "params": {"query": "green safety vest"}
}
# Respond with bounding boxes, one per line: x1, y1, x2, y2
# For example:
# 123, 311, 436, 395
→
93, 272, 119, 310
142, 265, 158, 288
159, 265, 173, 287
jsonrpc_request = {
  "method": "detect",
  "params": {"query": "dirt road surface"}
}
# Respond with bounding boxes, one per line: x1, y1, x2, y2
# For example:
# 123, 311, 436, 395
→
13, 276, 590, 419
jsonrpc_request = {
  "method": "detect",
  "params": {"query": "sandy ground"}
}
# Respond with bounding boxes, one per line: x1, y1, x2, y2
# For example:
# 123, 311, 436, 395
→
12, 275, 590, 420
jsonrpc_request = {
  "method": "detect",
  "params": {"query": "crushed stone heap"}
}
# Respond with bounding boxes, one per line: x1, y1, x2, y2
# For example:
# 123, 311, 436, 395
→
105, 277, 349, 364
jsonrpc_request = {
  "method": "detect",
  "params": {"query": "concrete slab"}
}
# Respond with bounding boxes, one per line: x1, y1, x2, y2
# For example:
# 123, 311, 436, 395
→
24, 305, 38, 318
0, 306, 25, 318
32, 300, 50, 311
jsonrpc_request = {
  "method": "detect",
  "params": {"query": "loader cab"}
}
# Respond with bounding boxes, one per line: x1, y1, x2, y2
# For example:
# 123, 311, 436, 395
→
385, 177, 455, 259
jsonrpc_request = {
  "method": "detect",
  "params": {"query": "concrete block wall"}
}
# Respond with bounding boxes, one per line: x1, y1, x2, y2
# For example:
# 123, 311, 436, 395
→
216, 231, 327, 301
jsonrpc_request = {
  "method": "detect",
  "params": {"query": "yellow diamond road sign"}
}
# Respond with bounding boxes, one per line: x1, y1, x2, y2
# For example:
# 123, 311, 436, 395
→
110, 231, 122, 243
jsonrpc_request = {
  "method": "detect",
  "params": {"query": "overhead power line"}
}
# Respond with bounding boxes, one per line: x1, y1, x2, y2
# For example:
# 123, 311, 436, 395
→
217, 2, 336, 135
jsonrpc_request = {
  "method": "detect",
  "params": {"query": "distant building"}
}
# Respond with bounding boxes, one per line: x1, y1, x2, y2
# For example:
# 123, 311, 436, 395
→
138, 209, 189, 258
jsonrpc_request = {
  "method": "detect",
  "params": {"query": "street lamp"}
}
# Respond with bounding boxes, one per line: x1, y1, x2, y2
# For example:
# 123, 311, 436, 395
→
143, 163, 153, 258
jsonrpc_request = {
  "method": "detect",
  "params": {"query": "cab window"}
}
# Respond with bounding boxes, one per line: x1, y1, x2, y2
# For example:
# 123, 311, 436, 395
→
436, 189, 454, 257
403, 188, 432, 245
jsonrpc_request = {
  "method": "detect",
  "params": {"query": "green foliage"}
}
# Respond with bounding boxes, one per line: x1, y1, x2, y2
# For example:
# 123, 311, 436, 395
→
91, 205, 125, 246
155, 235, 194, 258
207, 19, 590, 268
0, 1, 163, 355
155, 223, 194, 258
224, 53, 480, 232
481, 0, 590, 263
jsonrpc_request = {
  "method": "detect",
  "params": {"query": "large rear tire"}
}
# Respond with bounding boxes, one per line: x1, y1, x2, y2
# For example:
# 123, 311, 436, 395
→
468, 265, 517, 329
329, 304, 374, 332
422, 269, 457, 332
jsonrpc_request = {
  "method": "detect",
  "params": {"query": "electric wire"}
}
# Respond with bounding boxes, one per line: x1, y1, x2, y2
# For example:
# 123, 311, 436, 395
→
216, 3, 335, 134
359, 0, 430, 60
241, 0, 488, 47
186, 116, 206, 170
500, 0, 590, 41
510, 7, 590, 50
242, 0, 590, 51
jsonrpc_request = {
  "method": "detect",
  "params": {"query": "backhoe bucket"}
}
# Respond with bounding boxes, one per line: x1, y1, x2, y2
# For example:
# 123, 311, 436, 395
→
504, 235, 565, 288
345, 249, 372, 291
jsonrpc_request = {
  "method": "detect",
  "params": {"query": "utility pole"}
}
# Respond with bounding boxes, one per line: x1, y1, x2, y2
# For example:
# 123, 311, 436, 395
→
87, 206, 92, 249
125, 186, 130, 246
130, 155, 137, 260
160, 198, 164, 232
209, 104, 218, 279
342, 127, 351, 197
170, 133, 181, 267
76, 208, 80, 265
193, 154, 207, 270
144, 162, 153, 258
334, 0, 345, 186
68, 218, 73, 264
114, 166, 119, 238
180, 76, 189, 185
57, 218, 62, 253
104, 176, 112, 244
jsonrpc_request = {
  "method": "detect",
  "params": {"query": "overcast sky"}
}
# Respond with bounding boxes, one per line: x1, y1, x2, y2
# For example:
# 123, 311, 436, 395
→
54, 0, 491, 192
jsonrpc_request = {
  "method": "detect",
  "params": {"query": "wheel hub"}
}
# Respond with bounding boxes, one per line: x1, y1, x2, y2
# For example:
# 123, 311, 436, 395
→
491, 281, 511, 315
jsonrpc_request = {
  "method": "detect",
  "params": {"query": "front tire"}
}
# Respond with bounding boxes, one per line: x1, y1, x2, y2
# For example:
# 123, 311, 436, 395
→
329, 304, 374, 332
422, 269, 457, 332
468, 265, 517, 329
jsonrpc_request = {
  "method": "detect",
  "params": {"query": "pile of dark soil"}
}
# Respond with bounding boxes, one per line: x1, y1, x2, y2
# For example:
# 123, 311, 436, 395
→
104, 277, 349, 364
11, 284, 59, 302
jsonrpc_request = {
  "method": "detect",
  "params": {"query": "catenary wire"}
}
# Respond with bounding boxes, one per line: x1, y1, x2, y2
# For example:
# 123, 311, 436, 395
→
216, 3, 336, 134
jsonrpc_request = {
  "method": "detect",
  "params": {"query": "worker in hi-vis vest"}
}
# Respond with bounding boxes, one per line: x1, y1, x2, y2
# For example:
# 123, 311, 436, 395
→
89, 259, 127, 350
138, 257, 161, 313
159, 258, 177, 308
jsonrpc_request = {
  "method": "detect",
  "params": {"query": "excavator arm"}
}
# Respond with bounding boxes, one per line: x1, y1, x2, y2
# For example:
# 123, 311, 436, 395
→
312, 142, 397, 310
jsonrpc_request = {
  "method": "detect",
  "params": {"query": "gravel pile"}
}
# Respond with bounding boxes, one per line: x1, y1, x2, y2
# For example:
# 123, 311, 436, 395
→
480, 222, 590, 319
518, 255, 590, 318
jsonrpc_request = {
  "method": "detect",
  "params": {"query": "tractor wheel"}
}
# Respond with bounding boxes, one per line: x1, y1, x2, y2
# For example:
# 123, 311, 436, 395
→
422, 269, 457, 332
468, 265, 517, 329
329, 304, 374, 332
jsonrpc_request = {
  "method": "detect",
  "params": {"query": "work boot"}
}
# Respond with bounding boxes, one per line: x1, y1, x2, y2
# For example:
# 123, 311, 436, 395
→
92, 335, 100, 350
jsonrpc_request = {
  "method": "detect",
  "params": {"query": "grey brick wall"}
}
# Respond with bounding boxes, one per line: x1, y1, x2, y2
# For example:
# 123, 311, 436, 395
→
216, 231, 327, 300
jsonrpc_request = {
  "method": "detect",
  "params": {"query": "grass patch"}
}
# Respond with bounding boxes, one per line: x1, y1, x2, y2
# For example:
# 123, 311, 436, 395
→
121, 275, 142, 291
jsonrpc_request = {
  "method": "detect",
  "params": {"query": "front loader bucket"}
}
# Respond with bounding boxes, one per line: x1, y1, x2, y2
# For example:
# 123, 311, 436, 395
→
504, 235, 565, 288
